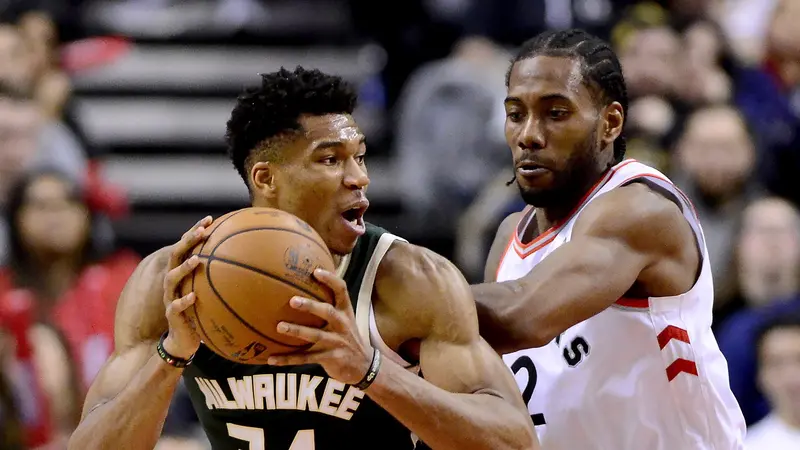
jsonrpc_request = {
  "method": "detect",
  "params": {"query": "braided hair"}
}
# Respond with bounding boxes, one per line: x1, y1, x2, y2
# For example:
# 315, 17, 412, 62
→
507, 29, 629, 163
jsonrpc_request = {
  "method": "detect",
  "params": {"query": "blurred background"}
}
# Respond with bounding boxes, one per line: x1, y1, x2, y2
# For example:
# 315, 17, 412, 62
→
0, 0, 798, 448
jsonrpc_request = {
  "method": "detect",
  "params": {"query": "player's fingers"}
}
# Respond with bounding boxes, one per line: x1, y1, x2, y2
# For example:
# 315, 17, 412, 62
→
289, 296, 341, 325
163, 255, 200, 297
312, 269, 350, 310
276, 321, 327, 344
165, 292, 196, 318
168, 216, 212, 269
267, 351, 321, 367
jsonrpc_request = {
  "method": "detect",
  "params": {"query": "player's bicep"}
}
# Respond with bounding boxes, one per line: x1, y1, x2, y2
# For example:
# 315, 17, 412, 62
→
416, 263, 525, 405
419, 335, 524, 404
82, 248, 170, 417
80, 341, 156, 419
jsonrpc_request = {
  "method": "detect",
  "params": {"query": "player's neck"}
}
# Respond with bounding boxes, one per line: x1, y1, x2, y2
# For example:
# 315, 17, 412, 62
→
777, 406, 800, 430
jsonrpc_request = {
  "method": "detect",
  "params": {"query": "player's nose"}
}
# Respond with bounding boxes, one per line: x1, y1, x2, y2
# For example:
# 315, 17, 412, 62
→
343, 158, 369, 190
518, 117, 546, 151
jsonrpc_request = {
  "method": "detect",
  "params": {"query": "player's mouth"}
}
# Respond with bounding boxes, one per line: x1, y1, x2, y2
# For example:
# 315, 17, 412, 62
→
516, 161, 550, 178
339, 200, 369, 236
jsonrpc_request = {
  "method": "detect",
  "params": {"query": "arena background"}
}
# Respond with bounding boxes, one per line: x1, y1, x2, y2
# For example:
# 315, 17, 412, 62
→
0, 0, 798, 449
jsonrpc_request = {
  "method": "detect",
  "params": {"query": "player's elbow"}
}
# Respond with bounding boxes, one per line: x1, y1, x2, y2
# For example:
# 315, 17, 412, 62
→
496, 410, 538, 450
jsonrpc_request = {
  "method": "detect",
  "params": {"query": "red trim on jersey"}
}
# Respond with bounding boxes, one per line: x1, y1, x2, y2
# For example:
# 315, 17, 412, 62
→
657, 325, 691, 349
615, 297, 650, 308
495, 232, 516, 281
511, 159, 639, 258
665, 358, 699, 381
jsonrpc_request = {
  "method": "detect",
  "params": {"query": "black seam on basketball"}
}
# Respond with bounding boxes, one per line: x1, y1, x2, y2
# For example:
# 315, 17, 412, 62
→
189, 209, 250, 357
196, 209, 249, 255
204, 226, 330, 258
190, 258, 229, 358
200, 256, 315, 349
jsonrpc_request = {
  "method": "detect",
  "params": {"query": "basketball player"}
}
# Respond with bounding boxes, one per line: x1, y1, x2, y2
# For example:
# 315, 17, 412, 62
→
470, 29, 746, 449
67, 67, 536, 450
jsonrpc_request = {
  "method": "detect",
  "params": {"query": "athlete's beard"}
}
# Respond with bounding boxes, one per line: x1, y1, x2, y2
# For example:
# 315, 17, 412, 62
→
516, 127, 602, 209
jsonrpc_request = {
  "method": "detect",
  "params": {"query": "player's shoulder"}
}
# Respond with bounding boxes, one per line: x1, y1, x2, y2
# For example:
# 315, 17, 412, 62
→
576, 182, 690, 252
375, 241, 473, 334
495, 211, 524, 244
380, 240, 461, 285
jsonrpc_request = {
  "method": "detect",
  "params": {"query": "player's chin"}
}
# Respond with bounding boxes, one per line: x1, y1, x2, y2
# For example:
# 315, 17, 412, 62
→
324, 218, 364, 256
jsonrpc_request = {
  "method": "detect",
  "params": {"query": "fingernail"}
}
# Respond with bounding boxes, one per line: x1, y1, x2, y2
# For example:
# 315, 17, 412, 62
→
314, 268, 324, 275
290, 297, 303, 307
268, 357, 277, 365
277, 322, 289, 332
189, 255, 199, 264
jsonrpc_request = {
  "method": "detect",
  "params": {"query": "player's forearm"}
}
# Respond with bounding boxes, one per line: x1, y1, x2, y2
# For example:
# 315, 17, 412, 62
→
366, 359, 537, 450
68, 353, 182, 450
472, 281, 544, 353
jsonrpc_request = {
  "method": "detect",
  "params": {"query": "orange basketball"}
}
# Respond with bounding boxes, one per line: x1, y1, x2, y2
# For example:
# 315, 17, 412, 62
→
179, 207, 335, 364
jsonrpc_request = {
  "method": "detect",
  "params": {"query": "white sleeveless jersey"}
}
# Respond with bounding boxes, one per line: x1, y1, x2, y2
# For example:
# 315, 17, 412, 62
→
497, 160, 746, 450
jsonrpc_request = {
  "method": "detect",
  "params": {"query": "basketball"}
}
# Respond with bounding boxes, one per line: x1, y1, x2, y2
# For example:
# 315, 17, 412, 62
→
179, 207, 335, 364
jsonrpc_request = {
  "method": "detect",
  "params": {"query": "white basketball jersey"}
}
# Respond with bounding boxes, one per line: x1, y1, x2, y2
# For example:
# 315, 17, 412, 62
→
497, 160, 746, 450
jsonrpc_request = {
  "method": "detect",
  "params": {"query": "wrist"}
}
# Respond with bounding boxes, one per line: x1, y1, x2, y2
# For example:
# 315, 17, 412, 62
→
353, 348, 381, 391
158, 333, 196, 368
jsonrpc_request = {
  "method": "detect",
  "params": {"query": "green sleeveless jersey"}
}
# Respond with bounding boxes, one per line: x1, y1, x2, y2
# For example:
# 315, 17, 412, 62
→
182, 223, 417, 450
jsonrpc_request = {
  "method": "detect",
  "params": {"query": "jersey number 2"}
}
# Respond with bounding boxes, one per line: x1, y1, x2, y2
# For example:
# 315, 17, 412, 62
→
510, 356, 546, 426
227, 424, 314, 450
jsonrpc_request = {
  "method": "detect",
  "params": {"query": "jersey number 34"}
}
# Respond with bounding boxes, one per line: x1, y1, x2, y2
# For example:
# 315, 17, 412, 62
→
228, 424, 314, 450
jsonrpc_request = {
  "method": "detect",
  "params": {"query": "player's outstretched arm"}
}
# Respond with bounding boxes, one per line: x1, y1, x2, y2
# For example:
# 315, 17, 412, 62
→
473, 183, 699, 353
269, 241, 538, 449
68, 217, 211, 450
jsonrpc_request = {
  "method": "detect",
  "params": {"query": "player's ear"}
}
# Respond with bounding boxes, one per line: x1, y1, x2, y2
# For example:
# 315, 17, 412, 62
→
251, 161, 277, 199
601, 101, 624, 147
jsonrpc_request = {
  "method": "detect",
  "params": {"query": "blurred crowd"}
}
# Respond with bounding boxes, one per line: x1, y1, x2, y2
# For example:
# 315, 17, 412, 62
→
0, 0, 798, 449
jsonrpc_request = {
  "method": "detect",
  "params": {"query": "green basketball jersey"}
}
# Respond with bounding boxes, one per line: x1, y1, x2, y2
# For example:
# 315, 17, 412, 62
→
182, 223, 416, 450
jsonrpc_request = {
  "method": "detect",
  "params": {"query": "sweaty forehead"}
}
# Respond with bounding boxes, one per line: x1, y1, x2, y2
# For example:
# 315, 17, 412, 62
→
507, 55, 591, 104
300, 113, 361, 142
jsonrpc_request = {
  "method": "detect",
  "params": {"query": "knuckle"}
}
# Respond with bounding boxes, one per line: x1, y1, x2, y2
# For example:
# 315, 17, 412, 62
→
163, 271, 176, 288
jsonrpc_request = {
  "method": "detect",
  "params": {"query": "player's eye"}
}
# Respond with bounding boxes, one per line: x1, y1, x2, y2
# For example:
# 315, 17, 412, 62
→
320, 156, 337, 165
549, 109, 569, 120
507, 111, 523, 122
355, 154, 366, 165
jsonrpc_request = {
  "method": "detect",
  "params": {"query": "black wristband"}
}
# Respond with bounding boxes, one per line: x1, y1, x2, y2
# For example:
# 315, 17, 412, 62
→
157, 332, 194, 368
354, 348, 381, 391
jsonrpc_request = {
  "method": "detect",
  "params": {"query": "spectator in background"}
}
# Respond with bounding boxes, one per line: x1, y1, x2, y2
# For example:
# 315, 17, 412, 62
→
393, 35, 509, 239
0, 83, 88, 264
735, 0, 800, 207
0, 333, 24, 450
745, 313, 800, 449
671, 105, 760, 318
0, 168, 139, 447
717, 197, 800, 426
0, 12, 95, 158
17, 10, 71, 122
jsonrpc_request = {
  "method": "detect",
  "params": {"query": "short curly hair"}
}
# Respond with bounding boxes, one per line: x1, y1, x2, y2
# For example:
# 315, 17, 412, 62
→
225, 66, 358, 187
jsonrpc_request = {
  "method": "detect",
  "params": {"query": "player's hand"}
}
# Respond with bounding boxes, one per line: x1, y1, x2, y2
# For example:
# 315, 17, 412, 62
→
162, 216, 212, 360
268, 269, 373, 385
